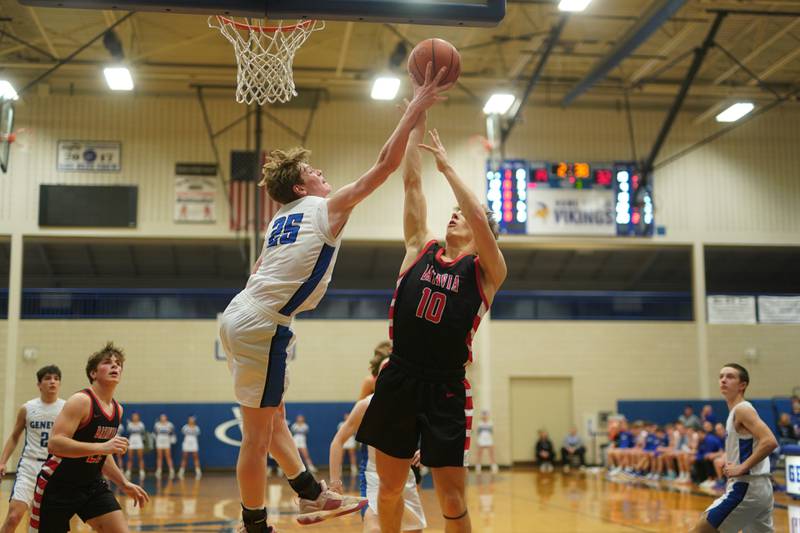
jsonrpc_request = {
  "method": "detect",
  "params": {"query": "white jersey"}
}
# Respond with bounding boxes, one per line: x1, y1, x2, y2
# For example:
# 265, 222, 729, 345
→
154, 421, 174, 437
725, 401, 770, 478
127, 420, 146, 449
22, 398, 65, 460
244, 196, 341, 318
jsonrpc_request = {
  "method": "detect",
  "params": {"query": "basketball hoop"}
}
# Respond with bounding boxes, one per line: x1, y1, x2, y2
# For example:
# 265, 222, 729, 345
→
209, 16, 324, 105
0, 132, 16, 143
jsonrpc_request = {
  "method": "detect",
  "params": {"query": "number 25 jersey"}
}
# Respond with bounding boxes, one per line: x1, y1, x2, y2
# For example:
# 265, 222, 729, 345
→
390, 240, 489, 370
244, 196, 341, 318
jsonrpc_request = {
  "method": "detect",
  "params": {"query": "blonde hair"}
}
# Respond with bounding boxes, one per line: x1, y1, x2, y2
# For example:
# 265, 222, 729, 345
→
369, 340, 392, 377
260, 147, 311, 204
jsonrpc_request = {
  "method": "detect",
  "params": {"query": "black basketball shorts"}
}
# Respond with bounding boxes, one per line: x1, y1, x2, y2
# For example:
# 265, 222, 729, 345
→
356, 356, 473, 468
31, 477, 121, 532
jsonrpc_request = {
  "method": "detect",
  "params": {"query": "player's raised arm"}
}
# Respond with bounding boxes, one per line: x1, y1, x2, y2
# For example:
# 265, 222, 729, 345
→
419, 129, 507, 293
401, 97, 435, 261
328, 398, 370, 492
325, 64, 452, 238
49, 393, 128, 458
0, 406, 27, 476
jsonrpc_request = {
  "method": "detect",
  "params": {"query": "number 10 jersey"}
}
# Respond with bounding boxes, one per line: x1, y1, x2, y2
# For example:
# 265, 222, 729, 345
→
390, 240, 488, 371
245, 196, 341, 318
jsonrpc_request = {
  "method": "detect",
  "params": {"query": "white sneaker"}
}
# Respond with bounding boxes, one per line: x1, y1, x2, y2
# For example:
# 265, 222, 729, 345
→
563, 465, 571, 473
475, 464, 482, 473
349, 466, 358, 477
296, 480, 367, 525
124, 469, 131, 478
139, 470, 145, 479
491, 464, 499, 474
308, 464, 318, 474
169, 469, 176, 480
195, 468, 202, 479
178, 468, 185, 479
155, 469, 162, 479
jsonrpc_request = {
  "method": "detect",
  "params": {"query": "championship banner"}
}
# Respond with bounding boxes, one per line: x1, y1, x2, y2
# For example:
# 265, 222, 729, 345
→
526, 188, 615, 236
57, 140, 121, 172
175, 175, 217, 223
758, 295, 800, 324
707, 295, 757, 324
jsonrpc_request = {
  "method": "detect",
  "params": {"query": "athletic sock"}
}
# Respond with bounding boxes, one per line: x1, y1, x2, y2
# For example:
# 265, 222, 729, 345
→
288, 470, 323, 501
241, 505, 267, 531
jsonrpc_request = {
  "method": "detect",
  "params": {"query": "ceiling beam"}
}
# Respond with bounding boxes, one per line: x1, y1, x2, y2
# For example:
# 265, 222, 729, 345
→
628, 22, 698, 85
26, 7, 59, 59
750, 45, 800, 83
335, 21, 354, 78
561, 0, 688, 107
714, 18, 800, 84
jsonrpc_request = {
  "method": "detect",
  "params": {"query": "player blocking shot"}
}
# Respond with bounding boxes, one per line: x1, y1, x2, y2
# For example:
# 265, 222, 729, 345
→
690, 364, 778, 533
218, 63, 452, 532
29, 343, 148, 533
356, 93, 507, 532
0, 366, 65, 533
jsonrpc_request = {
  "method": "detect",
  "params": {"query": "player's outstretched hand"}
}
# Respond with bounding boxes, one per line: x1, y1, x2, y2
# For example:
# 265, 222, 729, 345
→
418, 129, 451, 172
0, 463, 6, 477
408, 62, 453, 113
122, 481, 150, 507
101, 436, 128, 455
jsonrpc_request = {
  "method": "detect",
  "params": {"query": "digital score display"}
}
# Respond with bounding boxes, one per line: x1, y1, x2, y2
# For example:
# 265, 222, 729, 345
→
487, 160, 654, 237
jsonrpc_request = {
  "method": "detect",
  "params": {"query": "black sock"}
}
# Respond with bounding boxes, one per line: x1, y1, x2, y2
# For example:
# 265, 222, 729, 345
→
241, 505, 267, 530
288, 470, 322, 501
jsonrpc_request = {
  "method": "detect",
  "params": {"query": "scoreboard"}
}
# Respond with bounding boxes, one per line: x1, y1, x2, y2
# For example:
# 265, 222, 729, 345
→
486, 160, 654, 237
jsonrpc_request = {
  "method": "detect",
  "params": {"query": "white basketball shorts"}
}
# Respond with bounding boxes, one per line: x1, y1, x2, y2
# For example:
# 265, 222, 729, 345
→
219, 293, 295, 408
704, 476, 773, 533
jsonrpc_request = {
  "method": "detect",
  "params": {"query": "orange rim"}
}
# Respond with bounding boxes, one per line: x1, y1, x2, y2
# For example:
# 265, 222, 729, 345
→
216, 15, 316, 33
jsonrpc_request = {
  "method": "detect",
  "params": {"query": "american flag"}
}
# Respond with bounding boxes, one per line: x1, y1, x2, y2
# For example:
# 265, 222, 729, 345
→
229, 150, 281, 232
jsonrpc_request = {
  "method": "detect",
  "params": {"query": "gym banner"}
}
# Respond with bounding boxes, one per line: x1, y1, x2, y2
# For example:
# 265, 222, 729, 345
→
175, 175, 217, 223
526, 188, 615, 236
57, 140, 121, 172
758, 295, 800, 324
707, 295, 756, 324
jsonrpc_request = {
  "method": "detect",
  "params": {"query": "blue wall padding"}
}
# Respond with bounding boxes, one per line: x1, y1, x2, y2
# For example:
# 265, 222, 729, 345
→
120, 402, 355, 469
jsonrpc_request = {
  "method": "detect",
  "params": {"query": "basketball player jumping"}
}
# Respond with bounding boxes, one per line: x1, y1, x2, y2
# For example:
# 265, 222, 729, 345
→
0, 365, 64, 533
218, 63, 452, 532
356, 101, 507, 532
690, 364, 778, 533
29, 343, 149, 532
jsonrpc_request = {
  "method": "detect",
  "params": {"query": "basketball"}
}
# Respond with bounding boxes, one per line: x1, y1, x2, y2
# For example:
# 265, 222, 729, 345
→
408, 38, 461, 87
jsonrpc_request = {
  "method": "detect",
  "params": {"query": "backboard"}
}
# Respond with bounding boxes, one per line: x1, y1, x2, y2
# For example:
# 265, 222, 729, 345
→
0, 99, 14, 174
19, 0, 506, 26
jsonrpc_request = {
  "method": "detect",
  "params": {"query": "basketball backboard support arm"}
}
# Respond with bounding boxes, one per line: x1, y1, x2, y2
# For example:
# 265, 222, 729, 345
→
19, 0, 506, 27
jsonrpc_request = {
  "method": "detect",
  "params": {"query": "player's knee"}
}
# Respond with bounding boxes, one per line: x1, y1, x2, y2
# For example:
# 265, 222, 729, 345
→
4, 507, 25, 526
440, 491, 466, 516
378, 479, 405, 498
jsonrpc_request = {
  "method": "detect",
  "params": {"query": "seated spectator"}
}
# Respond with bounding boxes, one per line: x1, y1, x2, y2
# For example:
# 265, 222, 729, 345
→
560, 427, 586, 472
607, 420, 635, 475
634, 422, 662, 479
679, 405, 701, 430
694, 421, 724, 488
777, 412, 799, 446
701, 404, 717, 426
678, 427, 699, 484
792, 396, 800, 437
535, 430, 555, 472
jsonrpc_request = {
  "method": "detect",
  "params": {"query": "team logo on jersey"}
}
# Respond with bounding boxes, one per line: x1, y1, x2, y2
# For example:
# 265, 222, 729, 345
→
94, 426, 118, 439
420, 265, 460, 293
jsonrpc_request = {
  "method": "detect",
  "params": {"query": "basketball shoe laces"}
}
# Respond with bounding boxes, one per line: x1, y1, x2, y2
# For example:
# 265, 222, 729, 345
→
296, 480, 368, 525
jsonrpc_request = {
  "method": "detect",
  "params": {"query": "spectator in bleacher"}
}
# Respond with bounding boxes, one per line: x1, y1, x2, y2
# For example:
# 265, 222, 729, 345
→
695, 421, 724, 489
560, 427, 585, 472
607, 420, 635, 476
679, 405, 701, 430
792, 396, 800, 436
535, 430, 555, 472
777, 412, 798, 446
678, 427, 699, 484
700, 404, 717, 426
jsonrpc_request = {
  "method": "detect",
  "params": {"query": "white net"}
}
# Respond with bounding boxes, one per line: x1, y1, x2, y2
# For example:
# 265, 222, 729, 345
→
210, 16, 324, 105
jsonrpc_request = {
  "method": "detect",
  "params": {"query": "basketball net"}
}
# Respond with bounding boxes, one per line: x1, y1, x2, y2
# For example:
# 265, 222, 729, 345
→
210, 16, 324, 105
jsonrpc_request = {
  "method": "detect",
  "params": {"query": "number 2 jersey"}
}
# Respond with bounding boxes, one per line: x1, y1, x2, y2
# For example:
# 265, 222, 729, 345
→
390, 240, 489, 371
22, 397, 65, 461
39, 388, 121, 487
244, 196, 341, 317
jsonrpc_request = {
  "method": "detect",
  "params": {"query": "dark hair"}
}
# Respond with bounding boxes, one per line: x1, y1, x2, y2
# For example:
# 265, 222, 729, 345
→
723, 363, 750, 386
260, 148, 310, 204
454, 206, 500, 240
36, 365, 62, 383
85, 342, 126, 383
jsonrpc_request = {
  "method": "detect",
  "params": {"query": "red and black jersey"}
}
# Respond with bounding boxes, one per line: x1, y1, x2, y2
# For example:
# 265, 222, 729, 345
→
389, 240, 489, 371
41, 388, 121, 487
